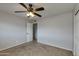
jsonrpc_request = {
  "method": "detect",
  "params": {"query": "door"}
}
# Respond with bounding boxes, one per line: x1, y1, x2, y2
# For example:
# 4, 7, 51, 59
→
33, 23, 37, 41
26, 23, 33, 42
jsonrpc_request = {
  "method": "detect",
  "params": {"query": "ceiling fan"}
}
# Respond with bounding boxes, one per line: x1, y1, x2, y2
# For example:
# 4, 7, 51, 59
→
15, 3, 44, 17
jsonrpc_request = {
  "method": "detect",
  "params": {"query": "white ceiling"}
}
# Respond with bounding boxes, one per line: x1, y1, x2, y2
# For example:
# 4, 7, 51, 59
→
0, 3, 76, 19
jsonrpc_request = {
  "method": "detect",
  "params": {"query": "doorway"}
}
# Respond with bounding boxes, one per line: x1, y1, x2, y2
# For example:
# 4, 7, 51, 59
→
33, 23, 37, 42
74, 11, 79, 56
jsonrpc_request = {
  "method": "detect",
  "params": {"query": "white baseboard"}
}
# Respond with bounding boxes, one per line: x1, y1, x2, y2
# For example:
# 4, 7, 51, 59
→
38, 41, 72, 51
0, 41, 28, 51
0, 40, 72, 52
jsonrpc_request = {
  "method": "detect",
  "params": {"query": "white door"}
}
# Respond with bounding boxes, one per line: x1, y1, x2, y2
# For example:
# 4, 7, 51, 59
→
26, 23, 33, 42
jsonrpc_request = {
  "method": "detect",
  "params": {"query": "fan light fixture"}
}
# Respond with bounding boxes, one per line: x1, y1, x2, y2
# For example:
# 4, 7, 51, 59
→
15, 3, 44, 17
27, 12, 35, 17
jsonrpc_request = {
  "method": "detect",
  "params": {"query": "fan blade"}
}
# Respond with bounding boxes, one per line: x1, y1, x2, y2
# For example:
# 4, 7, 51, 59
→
35, 7, 44, 11
33, 12, 42, 17
19, 3, 27, 9
15, 11, 27, 13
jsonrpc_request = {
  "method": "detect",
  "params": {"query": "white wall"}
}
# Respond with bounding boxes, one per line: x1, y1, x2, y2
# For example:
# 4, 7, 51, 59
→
74, 4, 79, 56
0, 11, 27, 51
37, 12, 73, 51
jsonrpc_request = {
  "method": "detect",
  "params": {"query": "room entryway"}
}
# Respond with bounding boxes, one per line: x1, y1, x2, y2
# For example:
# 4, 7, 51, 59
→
33, 23, 38, 42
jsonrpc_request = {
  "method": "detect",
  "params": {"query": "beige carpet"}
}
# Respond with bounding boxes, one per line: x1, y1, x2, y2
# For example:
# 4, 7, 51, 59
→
0, 41, 73, 56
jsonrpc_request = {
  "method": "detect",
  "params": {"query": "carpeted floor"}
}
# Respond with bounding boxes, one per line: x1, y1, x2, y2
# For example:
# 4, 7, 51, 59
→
0, 41, 73, 56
